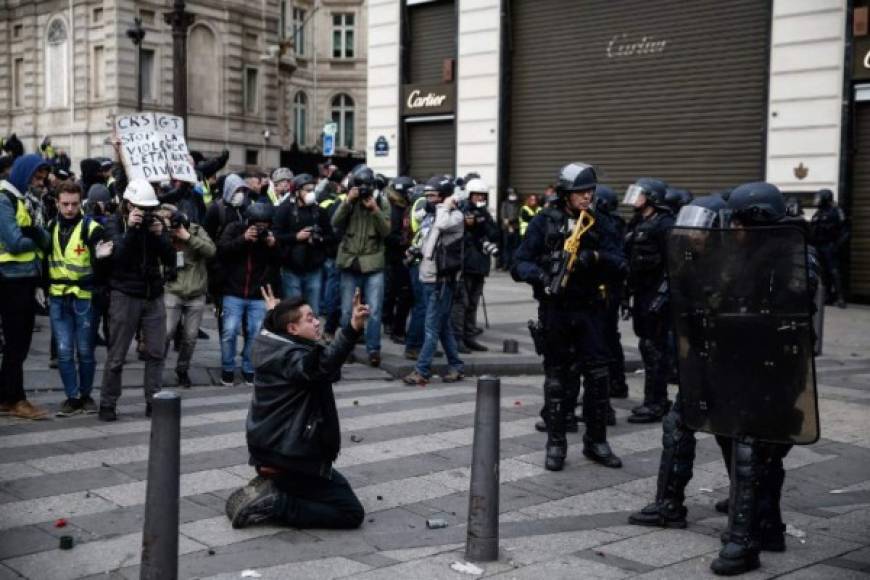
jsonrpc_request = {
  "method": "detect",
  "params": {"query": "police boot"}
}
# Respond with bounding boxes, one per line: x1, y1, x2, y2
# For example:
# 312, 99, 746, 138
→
711, 441, 761, 576
628, 401, 669, 423
543, 376, 568, 471
629, 406, 696, 528
581, 369, 622, 469
832, 269, 846, 308
756, 446, 788, 552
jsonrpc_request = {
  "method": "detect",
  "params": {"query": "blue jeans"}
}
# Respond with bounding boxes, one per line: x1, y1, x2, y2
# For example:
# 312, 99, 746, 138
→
221, 296, 267, 374
49, 295, 96, 399
405, 263, 426, 352
281, 268, 323, 315
339, 270, 384, 354
416, 280, 464, 378
322, 258, 341, 332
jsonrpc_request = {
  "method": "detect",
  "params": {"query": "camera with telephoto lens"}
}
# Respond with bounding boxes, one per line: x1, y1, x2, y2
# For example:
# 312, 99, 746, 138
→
309, 224, 325, 244
482, 240, 499, 257
403, 246, 422, 267
141, 209, 157, 228
357, 185, 373, 201
170, 211, 190, 231
246, 218, 271, 242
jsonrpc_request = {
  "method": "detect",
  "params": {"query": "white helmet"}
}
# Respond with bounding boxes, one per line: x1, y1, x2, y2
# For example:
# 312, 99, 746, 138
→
465, 178, 490, 195
123, 178, 159, 207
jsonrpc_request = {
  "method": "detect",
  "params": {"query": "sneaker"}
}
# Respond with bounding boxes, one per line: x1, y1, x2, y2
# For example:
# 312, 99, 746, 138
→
80, 396, 98, 414
98, 405, 117, 422
442, 369, 464, 383
402, 370, 428, 386
368, 352, 381, 368
176, 370, 192, 389
226, 479, 279, 529
10, 400, 48, 420
463, 338, 489, 352
243, 372, 255, 386
221, 370, 235, 386
56, 398, 84, 418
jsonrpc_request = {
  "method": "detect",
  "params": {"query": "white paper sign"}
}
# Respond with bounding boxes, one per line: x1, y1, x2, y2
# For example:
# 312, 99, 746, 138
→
115, 113, 197, 183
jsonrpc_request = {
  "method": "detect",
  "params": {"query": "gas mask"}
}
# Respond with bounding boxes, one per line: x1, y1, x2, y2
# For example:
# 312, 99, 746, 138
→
508, 194, 518, 202
475, 201, 487, 209
229, 190, 246, 207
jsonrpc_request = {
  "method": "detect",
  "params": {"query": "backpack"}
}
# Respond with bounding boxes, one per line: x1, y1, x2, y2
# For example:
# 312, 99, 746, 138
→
434, 231, 464, 278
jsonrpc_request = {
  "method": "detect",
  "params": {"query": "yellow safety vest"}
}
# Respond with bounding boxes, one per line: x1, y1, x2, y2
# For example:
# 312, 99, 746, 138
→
319, 193, 347, 211
48, 218, 100, 299
0, 195, 38, 264
519, 205, 540, 237
202, 181, 213, 206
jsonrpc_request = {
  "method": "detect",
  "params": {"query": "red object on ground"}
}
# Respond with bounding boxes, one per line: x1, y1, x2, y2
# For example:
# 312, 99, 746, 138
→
514, 400, 522, 406
54, 518, 67, 528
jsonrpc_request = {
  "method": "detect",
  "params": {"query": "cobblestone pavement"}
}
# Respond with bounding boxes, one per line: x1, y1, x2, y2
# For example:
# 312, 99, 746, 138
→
0, 275, 868, 579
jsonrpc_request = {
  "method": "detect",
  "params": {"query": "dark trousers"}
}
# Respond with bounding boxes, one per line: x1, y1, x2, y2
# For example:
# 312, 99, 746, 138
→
0, 277, 37, 405
500, 229, 519, 269
383, 257, 412, 337
271, 469, 364, 529
604, 294, 627, 388
451, 274, 485, 341
100, 290, 166, 408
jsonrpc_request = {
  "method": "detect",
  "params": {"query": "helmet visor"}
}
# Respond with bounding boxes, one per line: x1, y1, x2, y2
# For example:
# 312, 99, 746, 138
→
676, 205, 716, 228
623, 184, 646, 206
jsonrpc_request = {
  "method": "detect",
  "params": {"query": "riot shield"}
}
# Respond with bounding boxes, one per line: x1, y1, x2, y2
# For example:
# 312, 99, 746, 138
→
667, 226, 819, 445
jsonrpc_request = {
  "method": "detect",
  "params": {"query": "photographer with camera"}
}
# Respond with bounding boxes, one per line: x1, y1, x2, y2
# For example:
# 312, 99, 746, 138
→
274, 174, 335, 315
98, 179, 176, 421
332, 165, 390, 367
158, 204, 216, 389
217, 202, 281, 386
452, 178, 500, 353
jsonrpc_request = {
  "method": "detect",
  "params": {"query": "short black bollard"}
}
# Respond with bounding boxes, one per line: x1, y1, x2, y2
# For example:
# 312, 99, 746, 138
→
141, 391, 181, 580
502, 339, 519, 354
465, 376, 500, 562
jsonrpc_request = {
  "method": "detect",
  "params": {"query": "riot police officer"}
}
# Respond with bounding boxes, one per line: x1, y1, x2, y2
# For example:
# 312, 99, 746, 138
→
623, 178, 675, 424
513, 163, 626, 471
628, 195, 728, 531
810, 188, 848, 308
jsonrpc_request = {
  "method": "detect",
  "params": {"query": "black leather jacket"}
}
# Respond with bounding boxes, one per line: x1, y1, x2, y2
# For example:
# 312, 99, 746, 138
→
246, 324, 360, 478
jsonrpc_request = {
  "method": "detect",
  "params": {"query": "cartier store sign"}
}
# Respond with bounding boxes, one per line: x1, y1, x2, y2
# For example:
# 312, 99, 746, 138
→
401, 84, 455, 116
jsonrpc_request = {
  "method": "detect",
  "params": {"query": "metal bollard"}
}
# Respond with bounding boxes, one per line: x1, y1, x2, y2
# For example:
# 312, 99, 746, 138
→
465, 376, 500, 562
502, 339, 519, 354
141, 391, 181, 580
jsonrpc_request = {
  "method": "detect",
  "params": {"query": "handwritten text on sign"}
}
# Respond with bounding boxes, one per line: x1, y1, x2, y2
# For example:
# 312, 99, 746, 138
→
115, 113, 196, 183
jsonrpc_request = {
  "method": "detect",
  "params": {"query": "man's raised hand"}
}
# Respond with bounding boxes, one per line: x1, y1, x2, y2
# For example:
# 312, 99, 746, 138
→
350, 288, 370, 332
260, 284, 280, 311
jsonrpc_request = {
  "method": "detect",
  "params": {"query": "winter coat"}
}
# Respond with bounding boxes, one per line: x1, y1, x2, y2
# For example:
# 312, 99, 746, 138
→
419, 203, 464, 284
103, 212, 176, 299
217, 221, 280, 300
461, 204, 499, 277
332, 195, 390, 273
246, 323, 360, 476
273, 200, 336, 273
165, 223, 216, 299
0, 154, 52, 279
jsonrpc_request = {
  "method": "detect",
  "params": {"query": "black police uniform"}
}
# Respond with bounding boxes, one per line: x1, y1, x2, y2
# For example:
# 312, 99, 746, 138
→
810, 191, 848, 307
625, 206, 674, 421
513, 189, 626, 470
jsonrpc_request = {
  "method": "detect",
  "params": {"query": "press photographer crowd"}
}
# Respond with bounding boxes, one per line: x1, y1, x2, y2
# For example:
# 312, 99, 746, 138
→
0, 132, 852, 576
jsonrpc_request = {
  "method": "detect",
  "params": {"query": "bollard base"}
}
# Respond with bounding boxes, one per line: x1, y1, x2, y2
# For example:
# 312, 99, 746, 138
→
465, 537, 499, 562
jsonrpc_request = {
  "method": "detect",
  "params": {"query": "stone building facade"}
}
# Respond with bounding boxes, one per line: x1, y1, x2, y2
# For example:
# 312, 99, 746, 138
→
0, 0, 367, 172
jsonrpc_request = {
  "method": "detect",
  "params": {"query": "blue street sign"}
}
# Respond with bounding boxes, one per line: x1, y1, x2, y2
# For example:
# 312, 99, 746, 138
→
375, 136, 389, 157
323, 133, 335, 156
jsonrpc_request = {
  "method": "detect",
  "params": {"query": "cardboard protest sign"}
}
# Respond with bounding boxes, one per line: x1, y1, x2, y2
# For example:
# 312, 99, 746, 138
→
115, 113, 197, 183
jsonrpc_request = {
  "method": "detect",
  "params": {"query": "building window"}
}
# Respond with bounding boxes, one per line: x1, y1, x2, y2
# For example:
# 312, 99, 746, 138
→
45, 17, 69, 108
293, 91, 308, 146
92, 46, 105, 99
245, 149, 259, 166
244, 67, 259, 114
13, 58, 24, 108
332, 13, 354, 59
292, 7, 307, 56
140, 48, 156, 101
13, 24, 23, 38
331, 93, 354, 149
139, 9, 155, 25
92, 7, 103, 24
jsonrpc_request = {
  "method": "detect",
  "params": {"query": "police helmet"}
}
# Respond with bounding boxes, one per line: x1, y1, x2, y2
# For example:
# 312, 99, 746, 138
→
374, 173, 389, 191
665, 187, 693, 213
555, 162, 597, 194
423, 175, 455, 197
676, 195, 727, 228
292, 173, 315, 190
623, 177, 668, 209
815, 188, 834, 208
727, 181, 786, 225
594, 184, 619, 214
245, 202, 275, 223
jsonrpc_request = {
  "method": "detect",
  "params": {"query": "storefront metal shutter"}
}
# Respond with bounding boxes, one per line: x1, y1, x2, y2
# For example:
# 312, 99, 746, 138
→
507, 0, 770, 197
850, 103, 870, 299
408, 0, 456, 85
407, 121, 456, 182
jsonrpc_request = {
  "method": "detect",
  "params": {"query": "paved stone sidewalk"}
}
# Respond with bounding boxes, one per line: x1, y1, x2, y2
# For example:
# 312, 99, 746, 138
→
1, 275, 868, 579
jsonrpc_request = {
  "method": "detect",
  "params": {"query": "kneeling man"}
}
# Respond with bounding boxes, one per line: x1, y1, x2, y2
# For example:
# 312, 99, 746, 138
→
226, 286, 369, 529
